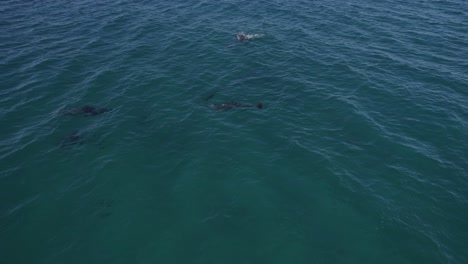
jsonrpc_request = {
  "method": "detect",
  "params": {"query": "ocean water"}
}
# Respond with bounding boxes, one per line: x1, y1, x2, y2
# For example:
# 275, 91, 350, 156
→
1, 0, 467, 263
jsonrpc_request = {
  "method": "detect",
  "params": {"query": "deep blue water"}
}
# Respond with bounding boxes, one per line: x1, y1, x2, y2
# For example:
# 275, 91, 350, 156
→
1, 0, 467, 263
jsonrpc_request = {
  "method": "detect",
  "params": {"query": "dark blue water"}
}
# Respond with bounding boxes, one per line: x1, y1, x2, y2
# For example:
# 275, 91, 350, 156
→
1, 0, 467, 263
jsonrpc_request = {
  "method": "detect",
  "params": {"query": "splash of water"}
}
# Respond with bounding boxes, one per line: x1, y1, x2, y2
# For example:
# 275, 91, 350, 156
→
238, 32, 266, 39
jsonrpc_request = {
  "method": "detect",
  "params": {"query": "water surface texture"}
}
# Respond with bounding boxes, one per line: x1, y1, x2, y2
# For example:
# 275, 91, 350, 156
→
1, 0, 467, 263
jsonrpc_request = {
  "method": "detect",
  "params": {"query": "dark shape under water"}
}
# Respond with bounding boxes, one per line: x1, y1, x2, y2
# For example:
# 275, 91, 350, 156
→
62, 105, 110, 116
210, 102, 263, 110
59, 133, 86, 147
204, 93, 216, 101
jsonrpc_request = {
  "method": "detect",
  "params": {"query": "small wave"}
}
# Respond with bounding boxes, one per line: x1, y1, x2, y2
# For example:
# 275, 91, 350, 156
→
0, 194, 40, 218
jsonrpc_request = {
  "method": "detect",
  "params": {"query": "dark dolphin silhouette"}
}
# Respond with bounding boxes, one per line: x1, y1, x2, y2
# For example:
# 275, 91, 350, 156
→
59, 133, 85, 147
62, 105, 110, 116
210, 102, 263, 110
204, 93, 216, 101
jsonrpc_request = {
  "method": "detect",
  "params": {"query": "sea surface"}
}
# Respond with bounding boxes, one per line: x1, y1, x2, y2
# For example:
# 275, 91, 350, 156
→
1, 0, 467, 263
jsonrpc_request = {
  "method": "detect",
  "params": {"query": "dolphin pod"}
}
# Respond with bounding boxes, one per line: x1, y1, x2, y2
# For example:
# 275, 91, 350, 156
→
58, 33, 266, 148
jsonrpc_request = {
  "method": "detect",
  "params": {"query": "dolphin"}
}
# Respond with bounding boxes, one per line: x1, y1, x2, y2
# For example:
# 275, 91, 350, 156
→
227, 33, 265, 48
204, 93, 216, 101
59, 133, 85, 147
210, 102, 263, 110
62, 105, 110, 116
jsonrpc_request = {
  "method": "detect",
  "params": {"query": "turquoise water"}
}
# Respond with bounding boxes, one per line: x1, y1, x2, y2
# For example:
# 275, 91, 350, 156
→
1, 0, 467, 263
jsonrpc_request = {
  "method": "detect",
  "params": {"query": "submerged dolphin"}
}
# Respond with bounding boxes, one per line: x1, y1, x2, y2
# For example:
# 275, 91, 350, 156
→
210, 102, 263, 110
62, 105, 110, 116
59, 133, 85, 147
